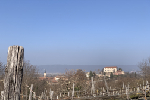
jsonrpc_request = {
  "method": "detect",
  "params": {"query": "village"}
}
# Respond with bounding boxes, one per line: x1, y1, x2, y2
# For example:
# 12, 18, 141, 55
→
39, 66, 125, 85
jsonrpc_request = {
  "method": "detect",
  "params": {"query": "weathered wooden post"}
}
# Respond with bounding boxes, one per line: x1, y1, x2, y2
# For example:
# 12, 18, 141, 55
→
1, 91, 4, 100
46, 96, 49, 100
137, 87, 139, 92
140, 84, 141, 88
29, 84, 33, 100
91, 77, 95, 94
33, 92, 36, 100
60, 93, 61, 97
146, 81, 149, 90
40, 92, 44, 100
4, 46, 24, 100
72, 83, 74, 99
50, 90, 53, 100
68, 92, 69, 97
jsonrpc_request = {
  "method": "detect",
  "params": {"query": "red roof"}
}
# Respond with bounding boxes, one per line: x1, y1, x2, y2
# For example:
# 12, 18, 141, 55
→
104, 66, 117, 68
55, 75, 65, 78
39, 77, 54, 80
39, 77, 58, 84
117, 70, 122, 72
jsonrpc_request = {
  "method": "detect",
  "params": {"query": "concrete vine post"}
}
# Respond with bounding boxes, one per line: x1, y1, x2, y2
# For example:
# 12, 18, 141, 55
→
3, 46, 24, 100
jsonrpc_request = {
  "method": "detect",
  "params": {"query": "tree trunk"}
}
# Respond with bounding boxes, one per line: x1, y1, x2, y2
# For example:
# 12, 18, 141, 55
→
4, 46, 24, 100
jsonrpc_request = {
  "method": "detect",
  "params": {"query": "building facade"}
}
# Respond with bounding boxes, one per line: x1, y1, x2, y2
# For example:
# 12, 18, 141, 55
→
113, 70, 124, 75
104, 66, 117, 73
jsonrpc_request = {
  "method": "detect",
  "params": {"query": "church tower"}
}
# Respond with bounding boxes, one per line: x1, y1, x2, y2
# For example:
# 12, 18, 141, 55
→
44, 70, 46, 78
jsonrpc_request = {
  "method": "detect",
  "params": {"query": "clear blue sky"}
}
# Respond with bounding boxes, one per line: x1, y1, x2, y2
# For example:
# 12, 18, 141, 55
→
0, 0, 150, 65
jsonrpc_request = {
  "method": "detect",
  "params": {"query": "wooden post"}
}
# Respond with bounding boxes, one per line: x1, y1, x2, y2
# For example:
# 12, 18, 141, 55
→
50, 91, 53, 100
38, 97, 41, 100
44, 89, 45, 100
146, 81, 149, 90
4, 46, 24, 100
41, 92, 44, 100
46, 96, 49, 100
44, 90, 46, 100
140, 84, 141, 88
60, 93, 61, 97
145, 88, 146, 100
120, 89, 121, 95
123, 82, 124, 89
72, 83, 74, 99
91, 77, 95, 94
29, 84, 33, 100
137, 87, 140, 92
26, 85, 27, 100
33, 92, 36, 100
68, 92, 69, 97
1, 91, 4, 100
121, 88, 122, 96
113, 91, 114, 95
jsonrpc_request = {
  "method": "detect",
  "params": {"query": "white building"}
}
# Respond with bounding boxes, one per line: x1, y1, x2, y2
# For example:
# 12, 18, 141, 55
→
86, 72, 90, 78
104, 66, 117, 73
55, 76, 61, 81
44, 70, 46, 78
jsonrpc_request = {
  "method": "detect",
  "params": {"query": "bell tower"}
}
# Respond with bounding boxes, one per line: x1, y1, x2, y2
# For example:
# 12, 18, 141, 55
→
44, 70, 46, 78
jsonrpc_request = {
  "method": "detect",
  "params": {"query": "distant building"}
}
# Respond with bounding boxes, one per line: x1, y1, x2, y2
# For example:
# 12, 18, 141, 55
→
113, 70, 124, 75
38, 71, 59, 84
44, 70, 46, 78
96, 74, 103, 77
86, 72, 90, 78
103, 66, 125, 77
104, 66, 117, 73
54, 75, 67, 81
55, 76, 60, 81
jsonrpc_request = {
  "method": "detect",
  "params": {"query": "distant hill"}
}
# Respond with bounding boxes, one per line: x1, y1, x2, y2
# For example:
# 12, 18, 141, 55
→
36, 65, 140, 74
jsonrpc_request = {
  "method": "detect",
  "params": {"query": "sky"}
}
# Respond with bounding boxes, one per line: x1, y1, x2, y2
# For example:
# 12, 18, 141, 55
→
0, 0, 150, 66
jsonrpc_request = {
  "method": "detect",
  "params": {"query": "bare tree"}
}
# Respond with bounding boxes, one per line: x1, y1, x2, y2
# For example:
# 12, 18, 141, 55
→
21, 60, 49, 98
0, 60, 5, 93
138, 57, 150, 81
57, 69, 88, 97
0, 61, 4, 77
